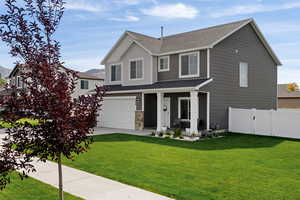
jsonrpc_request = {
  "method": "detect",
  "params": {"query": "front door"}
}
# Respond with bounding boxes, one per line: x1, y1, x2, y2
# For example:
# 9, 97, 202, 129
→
163, 97, 171, 128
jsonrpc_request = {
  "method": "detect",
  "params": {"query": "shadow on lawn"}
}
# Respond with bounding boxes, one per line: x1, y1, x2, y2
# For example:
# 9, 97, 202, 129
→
91, 133, 290, 151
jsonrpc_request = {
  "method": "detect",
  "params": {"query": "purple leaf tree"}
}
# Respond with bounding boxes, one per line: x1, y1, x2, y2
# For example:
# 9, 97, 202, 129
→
0, 1, 105, 199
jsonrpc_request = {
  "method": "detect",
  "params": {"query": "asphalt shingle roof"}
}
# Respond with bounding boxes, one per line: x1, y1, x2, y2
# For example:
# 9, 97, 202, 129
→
127, 19, 251, 54
278, 84, 300, 98
104, 79, 209, 92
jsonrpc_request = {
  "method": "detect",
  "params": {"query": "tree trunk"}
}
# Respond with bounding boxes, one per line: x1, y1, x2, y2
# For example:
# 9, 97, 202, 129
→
58, 153, 64, 200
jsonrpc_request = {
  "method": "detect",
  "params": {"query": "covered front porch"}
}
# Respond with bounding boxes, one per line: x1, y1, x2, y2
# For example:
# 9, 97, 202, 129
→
143, 90, 210, 134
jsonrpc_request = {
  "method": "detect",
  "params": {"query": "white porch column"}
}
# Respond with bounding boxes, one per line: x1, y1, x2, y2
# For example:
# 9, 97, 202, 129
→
156, 92, 164, 132
207, 92, 210, 130
190, 91, 199, 134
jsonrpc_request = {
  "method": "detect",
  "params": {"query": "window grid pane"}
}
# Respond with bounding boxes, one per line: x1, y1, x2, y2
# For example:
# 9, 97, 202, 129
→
130, 60, 143, 79
137, 60, 143, 78
160, 57, 169, 70
116, 65, 121, 81
130, 61, 137, 79
239, 62, 248, 87
189, 54, 198, 75
181, 53, 198, 76
181, 55, 189, 75
111, 64, 121, 81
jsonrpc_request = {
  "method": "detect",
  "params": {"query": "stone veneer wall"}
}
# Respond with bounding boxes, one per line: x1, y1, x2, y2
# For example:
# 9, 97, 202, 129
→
135, 111, 144, 130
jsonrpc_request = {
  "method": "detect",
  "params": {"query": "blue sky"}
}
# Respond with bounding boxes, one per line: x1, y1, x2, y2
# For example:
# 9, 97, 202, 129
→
0, 0, 299, 84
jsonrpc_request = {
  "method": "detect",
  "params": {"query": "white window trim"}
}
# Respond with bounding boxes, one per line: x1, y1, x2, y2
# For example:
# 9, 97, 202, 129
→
110, 63, 122, 83
178, 97, 191, 121
80, 79, 89, 90
129, 58, 144, 80
179, 51, 200, 78
239, 62, 248, 88
158, 56, 170, 72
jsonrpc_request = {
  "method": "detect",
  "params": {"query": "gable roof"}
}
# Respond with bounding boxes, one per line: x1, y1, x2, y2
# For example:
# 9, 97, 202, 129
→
101, 18, 281, 66
9, 65, 103, 80
278, 84, 300, 98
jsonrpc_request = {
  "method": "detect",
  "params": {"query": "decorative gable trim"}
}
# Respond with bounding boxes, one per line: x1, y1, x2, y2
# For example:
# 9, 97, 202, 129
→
101, 32, 155, 65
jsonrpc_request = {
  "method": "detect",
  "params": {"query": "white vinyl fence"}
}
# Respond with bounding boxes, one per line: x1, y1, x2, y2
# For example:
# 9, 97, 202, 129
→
229, 107, 300, 139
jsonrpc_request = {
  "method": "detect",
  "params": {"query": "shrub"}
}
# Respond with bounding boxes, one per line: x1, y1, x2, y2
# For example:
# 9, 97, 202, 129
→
165, 131, 172, 136
158, 132, 164, 137
150, 132, 156, 136
191, 133, 197, 138
173, 128, 182, 138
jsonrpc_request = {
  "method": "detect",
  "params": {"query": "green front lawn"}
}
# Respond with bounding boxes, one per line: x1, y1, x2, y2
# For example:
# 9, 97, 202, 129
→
62, 133, 300, 200
0, 173, 82, 200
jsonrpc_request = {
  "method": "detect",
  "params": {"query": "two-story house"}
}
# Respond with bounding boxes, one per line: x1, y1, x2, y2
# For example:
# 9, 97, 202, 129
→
8, 65, 104, 99
97, 18, 281, 133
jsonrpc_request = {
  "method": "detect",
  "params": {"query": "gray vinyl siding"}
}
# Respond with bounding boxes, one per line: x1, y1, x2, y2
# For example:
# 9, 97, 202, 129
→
203, 24, 278, 129
157, 50, 207, 81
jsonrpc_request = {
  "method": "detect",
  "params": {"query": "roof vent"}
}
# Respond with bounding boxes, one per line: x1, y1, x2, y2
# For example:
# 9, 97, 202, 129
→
160, 26, 164, 40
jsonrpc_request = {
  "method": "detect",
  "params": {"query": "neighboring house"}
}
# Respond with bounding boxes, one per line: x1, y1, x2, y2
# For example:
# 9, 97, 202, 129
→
278, 84, 300, 109
7, 65, 103, 98
97, 18, 281, 133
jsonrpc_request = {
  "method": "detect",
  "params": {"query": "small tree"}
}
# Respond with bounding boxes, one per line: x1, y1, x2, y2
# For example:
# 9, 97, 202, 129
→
287, 82, 299, 92
0, 1, 104, 200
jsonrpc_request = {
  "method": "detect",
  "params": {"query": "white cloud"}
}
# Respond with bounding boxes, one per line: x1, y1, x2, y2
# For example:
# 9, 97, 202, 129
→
113, 0, 157, 5
65, 0, 104, 12
141, 3, 198, 19
211, 2, 300, 18
110, 15, 140, 22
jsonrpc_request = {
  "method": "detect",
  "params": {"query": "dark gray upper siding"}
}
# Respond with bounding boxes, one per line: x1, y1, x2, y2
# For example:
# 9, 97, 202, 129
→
157, 50, 207, 81
203, 24, 278, 129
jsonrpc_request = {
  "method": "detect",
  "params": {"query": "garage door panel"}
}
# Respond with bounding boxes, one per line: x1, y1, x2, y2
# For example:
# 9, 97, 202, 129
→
98, 97, 136, 130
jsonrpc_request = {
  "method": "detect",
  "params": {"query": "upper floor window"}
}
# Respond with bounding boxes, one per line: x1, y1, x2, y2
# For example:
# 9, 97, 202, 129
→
130, 59, 143, 80
179, 52, 199, 78
158, 56, 169, 72
239, 62, 248, 87
111, 64, 121, 82
80, 80, 89, 89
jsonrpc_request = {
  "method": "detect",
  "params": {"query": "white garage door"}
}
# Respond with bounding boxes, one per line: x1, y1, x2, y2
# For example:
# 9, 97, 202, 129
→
98, 96, 136, 130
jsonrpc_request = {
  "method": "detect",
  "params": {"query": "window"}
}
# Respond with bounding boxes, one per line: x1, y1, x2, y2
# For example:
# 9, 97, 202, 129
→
80, 80, 89, 89
111, 64, 121, 82
159, 56, 169, 72
17, 76, 23, 88
179, 52, 199, 78
130, 59, 143, 80
239, 62, 248, 87
178, 98, 191, 121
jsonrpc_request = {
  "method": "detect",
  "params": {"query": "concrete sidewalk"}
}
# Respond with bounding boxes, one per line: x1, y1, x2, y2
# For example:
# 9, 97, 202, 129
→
1, 129, 172, 200
29, 159, 173, 200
